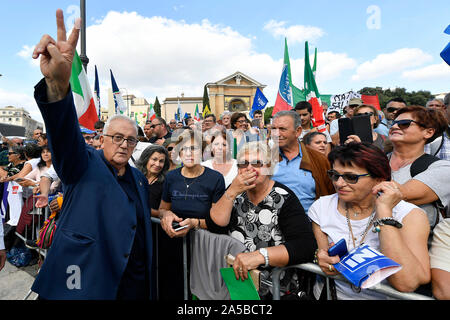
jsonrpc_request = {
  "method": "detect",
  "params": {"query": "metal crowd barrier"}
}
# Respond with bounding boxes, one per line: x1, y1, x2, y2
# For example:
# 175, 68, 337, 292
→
270, 263, 435, 300
16, 214, 433, 301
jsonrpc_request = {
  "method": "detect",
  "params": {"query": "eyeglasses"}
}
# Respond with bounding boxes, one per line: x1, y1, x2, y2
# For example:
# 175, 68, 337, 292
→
391, 119, 422, 130
167, 146, 174, 151
150, 123, 161, 129
237, 160, 264, 169
236, 120, 247, 124
348, 104, 359, 109
387, 107, 400, 113
355, 112, 374, 117
104, 134, 138, 147
327, 169, 371, 184
181, 145, 201, 153
84, 136, 94, 141
8, 152, 17, 155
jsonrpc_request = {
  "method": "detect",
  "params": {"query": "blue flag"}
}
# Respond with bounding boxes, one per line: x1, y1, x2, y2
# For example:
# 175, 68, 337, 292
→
110, 70, 126, 114
441, 24, 450, 66
250, 87, 268, 119
94, 65, 101, 118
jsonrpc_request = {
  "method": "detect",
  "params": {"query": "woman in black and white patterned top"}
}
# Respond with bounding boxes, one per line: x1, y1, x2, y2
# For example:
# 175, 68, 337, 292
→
207, 141, 317, 281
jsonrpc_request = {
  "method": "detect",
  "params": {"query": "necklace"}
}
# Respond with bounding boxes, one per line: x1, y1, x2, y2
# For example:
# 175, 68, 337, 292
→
345, 203, 376, 249
345, 204, 376, 293
182, 167, 203, 200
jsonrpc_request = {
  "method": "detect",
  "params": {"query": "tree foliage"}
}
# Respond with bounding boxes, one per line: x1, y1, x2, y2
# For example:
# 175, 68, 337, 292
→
154, 96, 161, 117
358, 87, 433, 108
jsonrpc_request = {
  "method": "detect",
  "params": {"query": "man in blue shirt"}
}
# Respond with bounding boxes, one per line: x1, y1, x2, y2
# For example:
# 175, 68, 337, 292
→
271, 111, 334, 213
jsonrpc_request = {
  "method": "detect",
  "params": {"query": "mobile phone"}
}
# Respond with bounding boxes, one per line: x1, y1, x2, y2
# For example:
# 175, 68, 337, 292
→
172, 221, 188, 232
338, 118, 353, 145
328, 239, 348, 258
352, 115, 373, 143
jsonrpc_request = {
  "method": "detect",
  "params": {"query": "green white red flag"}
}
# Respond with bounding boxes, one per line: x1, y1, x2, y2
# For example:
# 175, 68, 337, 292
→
304, 41, 326, 132
69, 51, 99, 130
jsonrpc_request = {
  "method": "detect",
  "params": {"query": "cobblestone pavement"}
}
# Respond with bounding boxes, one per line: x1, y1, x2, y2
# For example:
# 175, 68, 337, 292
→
0, 260, 39, 300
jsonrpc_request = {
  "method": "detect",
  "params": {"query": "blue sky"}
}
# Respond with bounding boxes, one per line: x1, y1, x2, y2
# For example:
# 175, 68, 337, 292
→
1, 1, 449, 123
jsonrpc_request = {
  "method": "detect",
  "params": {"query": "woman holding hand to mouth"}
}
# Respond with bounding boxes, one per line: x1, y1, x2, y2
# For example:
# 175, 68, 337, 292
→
207, 141, 317, 290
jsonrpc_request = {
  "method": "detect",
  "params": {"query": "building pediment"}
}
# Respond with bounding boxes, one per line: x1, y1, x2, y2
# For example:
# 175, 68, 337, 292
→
211, 71, 265, 88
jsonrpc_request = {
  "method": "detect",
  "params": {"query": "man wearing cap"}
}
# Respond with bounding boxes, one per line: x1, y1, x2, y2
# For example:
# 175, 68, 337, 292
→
30, 9, 153, 300
329, 97, 363, 145
80, 127, 96, 146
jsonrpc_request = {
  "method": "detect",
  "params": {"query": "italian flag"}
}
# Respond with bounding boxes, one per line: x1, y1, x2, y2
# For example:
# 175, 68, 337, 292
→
69, 51, 99, 130
304, 41, 326, 133
147, 104, 156, 122
194, 104, 201, 121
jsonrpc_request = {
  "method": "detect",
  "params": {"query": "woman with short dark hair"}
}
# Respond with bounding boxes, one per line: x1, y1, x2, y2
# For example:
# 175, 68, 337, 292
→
310, 142, 430, 299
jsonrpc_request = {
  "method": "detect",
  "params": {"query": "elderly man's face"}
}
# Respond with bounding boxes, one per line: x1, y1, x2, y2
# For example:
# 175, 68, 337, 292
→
101, 119, 137, 171
271, 116, 301, 149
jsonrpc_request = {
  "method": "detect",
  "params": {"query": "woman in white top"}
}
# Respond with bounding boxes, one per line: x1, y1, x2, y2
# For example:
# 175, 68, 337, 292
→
202, 130, 237, 188
309, 142, 430, 300
17, 145, 53, 188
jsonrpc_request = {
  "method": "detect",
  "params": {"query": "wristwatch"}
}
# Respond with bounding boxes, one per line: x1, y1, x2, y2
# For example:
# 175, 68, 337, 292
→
259, 248, 269, 268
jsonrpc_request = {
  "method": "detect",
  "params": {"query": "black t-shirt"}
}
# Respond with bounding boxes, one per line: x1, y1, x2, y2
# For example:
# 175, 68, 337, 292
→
161, 167, 225, 219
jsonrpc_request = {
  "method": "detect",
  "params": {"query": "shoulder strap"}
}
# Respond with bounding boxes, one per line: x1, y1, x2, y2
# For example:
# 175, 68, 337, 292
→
433, 133, 445, 157
410, 153, 440, 178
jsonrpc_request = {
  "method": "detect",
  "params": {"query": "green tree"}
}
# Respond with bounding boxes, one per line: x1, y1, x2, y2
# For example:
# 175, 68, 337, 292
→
358, 87, 433, 108
264, 106, 274, 125
153, 96, 161, 117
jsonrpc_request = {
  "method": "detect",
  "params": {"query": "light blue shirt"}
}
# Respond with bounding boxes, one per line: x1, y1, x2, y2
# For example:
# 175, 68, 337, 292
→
272, 143, 316, 213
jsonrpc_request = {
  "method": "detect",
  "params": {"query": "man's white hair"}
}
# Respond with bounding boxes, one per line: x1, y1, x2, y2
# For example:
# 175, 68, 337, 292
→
103, 114, 138, 136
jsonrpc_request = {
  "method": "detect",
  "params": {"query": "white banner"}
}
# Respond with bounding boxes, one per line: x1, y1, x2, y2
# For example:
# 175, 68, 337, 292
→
328, 91, 361, 115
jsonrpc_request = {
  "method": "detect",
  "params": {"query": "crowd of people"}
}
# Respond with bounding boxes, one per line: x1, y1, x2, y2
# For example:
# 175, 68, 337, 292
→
1, 9, 449, 301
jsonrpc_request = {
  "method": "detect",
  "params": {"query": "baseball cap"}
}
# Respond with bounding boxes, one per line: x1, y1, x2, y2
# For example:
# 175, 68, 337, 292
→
80, 126, 96, 135
348, 98, 363, 107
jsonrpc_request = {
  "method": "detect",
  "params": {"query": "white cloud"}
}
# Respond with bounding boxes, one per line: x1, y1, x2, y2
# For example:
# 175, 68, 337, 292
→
401, 62, 450, 81
17, 45, 39, 67
352, 48, 433, 81
263, 20, 325, 45
81, 11, 352, 108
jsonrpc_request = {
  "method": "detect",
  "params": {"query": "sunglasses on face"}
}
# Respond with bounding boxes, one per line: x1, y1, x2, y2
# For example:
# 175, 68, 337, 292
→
167, 146, 174, 151
150, 123, 161, 129
387, 107, 400, 113
327, 169, 371, 184
391, 119, 422, 130
8, 152, 17, 155
237, 160, 264, 169
355, 112, 374, 117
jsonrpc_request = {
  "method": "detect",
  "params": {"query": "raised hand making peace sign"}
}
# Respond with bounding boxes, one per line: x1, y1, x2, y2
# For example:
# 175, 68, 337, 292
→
32, 9, 80, 102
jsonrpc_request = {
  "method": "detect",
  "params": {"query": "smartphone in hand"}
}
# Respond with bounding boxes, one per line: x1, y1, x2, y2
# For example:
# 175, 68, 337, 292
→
172, 221, 188, 232
328, 239, 348, 259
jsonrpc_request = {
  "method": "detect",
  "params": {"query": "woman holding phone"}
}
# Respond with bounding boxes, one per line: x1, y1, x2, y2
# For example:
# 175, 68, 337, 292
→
158, 129, 225, 300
